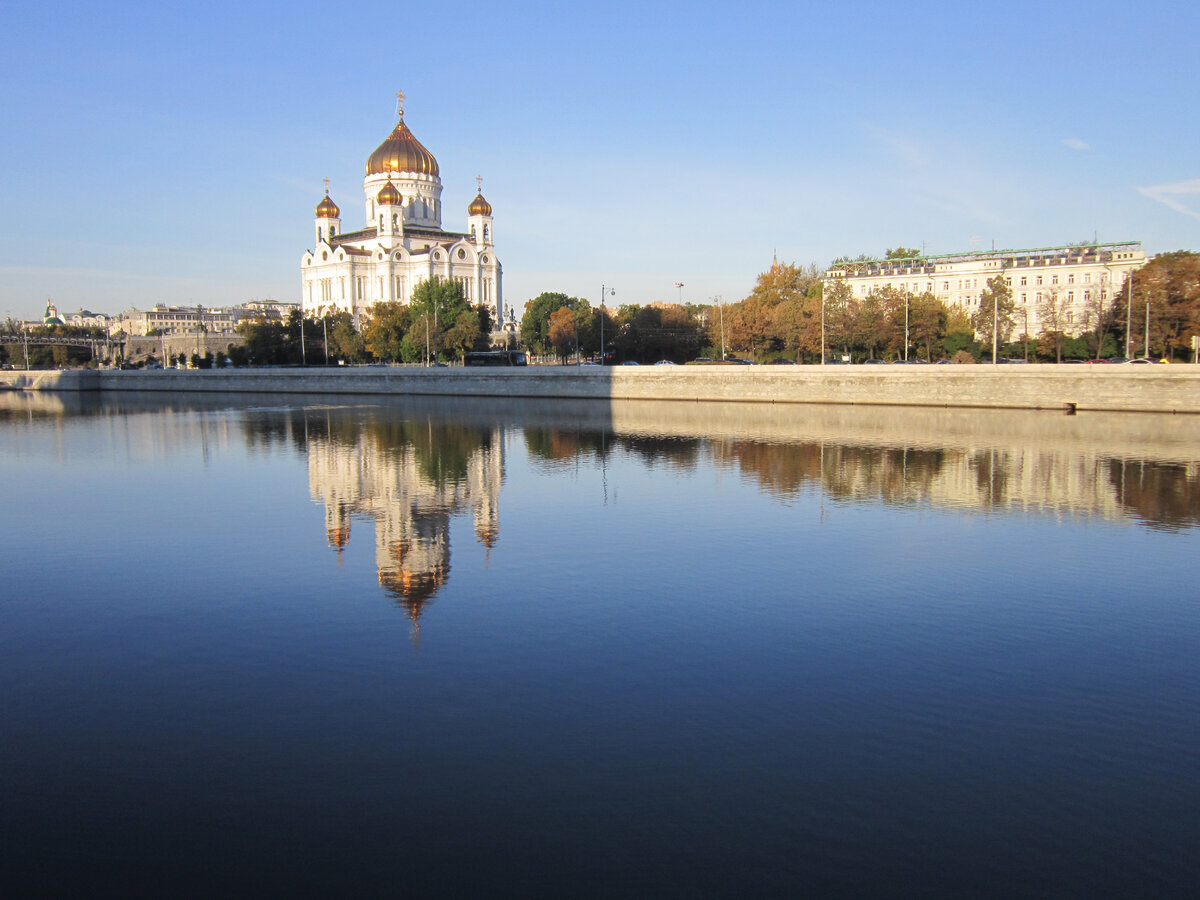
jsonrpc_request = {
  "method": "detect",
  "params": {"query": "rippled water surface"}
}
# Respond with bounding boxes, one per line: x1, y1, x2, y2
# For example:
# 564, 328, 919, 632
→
3, 392, 1199, 897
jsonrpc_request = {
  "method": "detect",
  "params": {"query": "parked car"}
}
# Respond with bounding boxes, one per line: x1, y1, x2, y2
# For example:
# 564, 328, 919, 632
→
653, 360, 677, 365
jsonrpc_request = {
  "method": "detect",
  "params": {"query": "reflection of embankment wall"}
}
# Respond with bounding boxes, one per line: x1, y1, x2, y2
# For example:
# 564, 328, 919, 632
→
4, 365, 1200, 413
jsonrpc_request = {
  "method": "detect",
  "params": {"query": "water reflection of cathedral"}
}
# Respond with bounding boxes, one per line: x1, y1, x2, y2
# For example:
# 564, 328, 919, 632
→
306, 419, 503, 630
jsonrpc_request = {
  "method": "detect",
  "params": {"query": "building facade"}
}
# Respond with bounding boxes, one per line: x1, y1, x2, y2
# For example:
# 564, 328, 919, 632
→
111, 305, 237, 337
824, 242, 1146, 338
301, 95, 503, 330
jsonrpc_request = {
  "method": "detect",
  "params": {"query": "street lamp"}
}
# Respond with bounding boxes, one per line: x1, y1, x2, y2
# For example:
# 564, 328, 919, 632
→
675, 282, 684, 304
600, 285, 615, 365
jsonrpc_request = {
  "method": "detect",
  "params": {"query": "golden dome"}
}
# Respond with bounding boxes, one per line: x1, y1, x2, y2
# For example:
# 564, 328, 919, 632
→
315, 192, 340, 218
376, 179, 403, 206
366, 116, 439, 177
468, 192, 492, 216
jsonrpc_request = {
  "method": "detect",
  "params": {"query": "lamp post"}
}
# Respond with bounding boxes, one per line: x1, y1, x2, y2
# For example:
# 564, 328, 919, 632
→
1145, 299, 1151, 359
675, 282, 684, 304
820, 286, 825, 365
1126, 272, 1134, 358
600, 285, 615, 365
715, 295, 726, 361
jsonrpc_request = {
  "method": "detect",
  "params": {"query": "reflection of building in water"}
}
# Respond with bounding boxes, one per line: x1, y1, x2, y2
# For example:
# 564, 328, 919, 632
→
598, 402, 1200, 529
307, 420, 503, 631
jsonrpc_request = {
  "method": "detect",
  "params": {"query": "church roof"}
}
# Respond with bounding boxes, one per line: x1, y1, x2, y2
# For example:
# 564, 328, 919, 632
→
468, 192, 492, 216
315, 191, 340, 218
376, 179, 402, 206
366, 115, 439, 177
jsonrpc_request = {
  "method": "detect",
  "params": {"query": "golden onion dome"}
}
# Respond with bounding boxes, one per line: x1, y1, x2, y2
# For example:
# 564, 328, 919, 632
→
468, 192, 492, 216
315, 192, 340, 218
376, 179, 403, 206
366, 117, 439, 177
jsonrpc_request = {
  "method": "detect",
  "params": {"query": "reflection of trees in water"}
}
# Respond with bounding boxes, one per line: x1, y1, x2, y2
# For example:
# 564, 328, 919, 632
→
614, 435, 701, 472
523, 427, 609, 469
969, 449, 1013, 508
1106, 458, 1200, 531
523, 427, 700, 473
717, 441, 948, 506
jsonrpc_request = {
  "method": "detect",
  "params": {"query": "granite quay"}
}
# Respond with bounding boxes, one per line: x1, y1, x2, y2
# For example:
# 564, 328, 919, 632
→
4, 366, 1199, 414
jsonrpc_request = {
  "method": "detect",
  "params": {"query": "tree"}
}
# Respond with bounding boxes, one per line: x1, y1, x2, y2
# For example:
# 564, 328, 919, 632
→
823, 279, 856, 360
1121, 251, 1200, 360
325, 311, 367, 363
908, 292, 948, 361
886, 247, 922, 260
548, 306, 576, 362
445, 310, 482, 362
971, 274, 1015, 359
1035, 286, 1069, 363
520, 292, 575, 356
362, 302, 411, 362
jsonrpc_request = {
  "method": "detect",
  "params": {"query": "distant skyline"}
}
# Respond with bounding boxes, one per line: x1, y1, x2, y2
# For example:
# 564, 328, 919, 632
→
3, 0, 1198, 322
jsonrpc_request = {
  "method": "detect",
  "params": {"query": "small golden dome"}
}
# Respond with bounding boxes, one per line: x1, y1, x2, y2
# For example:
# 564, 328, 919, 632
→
376, 179, 403, 206
315, 192, 340, 218
468, 192, 492, 216
366, 117, 439, 177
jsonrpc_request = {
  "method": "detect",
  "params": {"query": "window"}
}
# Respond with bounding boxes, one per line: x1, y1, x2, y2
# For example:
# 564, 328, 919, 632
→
1084, 273, 1092, 283
1020, 276, 1027, 286
1068, 274, 1075, 284
1084, 290, 1090, 302
1036, 276, 1043, 286
1051, 275, 1059, 285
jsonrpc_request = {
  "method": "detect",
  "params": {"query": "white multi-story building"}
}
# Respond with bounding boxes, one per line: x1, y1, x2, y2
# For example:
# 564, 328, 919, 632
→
824, 242, 1146, 337
301, 93, 504, 330
111, 305, 236, 336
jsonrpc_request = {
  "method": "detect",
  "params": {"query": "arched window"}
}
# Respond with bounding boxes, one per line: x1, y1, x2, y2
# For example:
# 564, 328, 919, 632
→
392, 213, 398, 229
483, 225, 489, 241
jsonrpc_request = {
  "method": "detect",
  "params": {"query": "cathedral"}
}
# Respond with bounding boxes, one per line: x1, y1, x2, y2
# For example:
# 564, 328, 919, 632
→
301, 93, 503, 329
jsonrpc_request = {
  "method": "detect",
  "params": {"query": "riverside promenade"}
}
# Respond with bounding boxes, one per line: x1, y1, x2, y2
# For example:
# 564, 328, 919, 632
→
2, 365, 1198, 414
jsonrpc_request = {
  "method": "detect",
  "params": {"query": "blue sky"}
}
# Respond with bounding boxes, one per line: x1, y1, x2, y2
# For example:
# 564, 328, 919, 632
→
2, 0, 1197, 322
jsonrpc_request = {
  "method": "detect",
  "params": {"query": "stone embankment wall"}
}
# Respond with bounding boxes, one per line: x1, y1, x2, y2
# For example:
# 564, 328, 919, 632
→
2, 366, 1198, 413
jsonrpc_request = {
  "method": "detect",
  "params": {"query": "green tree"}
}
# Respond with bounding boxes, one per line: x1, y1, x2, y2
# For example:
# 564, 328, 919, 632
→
325, 311, 368, 363
909, 292, 948, 361
886, 247, 922, 260
520, 292, 575, 355
445, 310, 483, 361
363, 301, 412, 362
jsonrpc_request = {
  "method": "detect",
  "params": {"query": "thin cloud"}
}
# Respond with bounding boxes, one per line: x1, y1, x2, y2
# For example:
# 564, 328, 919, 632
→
1138, 179, 1200, 222
1062, 138, 1090, 151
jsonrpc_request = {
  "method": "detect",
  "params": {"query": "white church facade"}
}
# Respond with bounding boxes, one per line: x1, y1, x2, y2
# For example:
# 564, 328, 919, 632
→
301, 93, 503, 329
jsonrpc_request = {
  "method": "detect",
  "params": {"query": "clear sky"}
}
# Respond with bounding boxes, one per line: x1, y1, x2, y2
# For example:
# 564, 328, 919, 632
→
3, 0, 1197, 322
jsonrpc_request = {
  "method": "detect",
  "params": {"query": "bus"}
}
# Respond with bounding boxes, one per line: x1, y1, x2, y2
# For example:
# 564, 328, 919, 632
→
463, 350, 528, 367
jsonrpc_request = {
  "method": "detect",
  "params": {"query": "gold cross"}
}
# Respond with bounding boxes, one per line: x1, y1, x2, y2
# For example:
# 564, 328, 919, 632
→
323, 176, 330, 195
395, 89, 406, 118
476, 174, 483, 193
